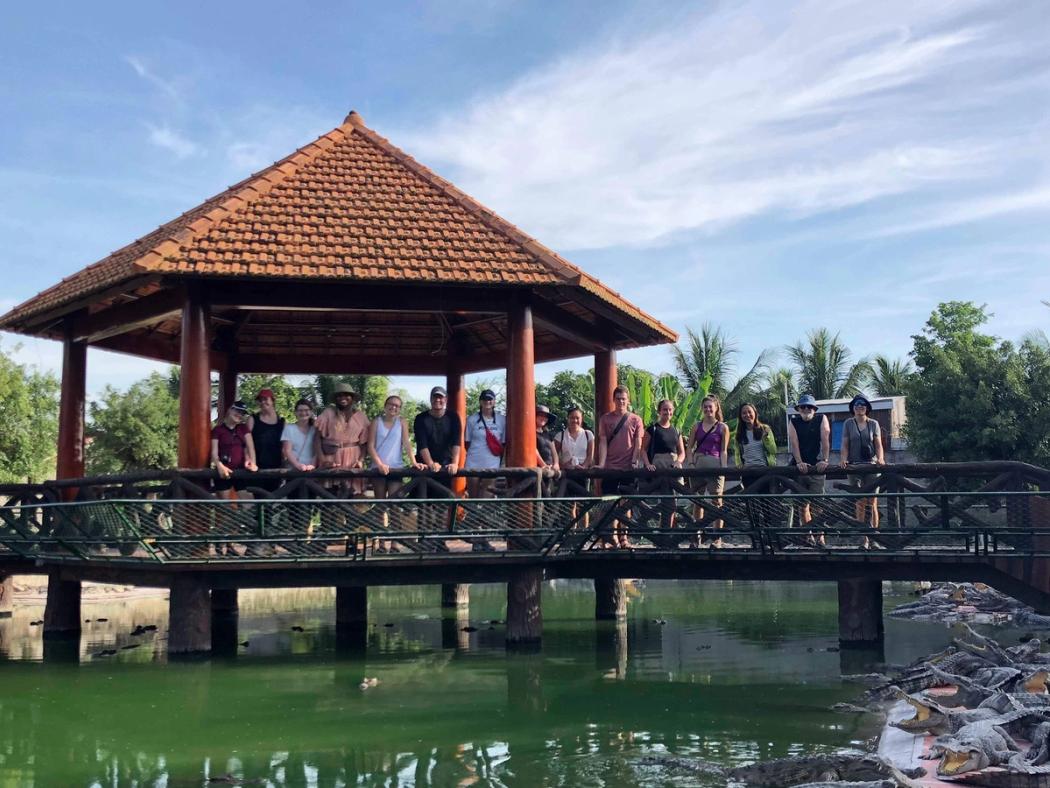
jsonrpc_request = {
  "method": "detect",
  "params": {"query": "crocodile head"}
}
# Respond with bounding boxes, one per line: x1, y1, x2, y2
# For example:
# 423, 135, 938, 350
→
936, 742, 989, 777
1024, 670, 1050, 693
892, 691, 947, 734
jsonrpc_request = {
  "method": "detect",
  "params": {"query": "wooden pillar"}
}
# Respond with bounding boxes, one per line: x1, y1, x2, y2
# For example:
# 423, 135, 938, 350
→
507, 567, 543, 649
506, 300, 536, 468
56, 320, 87, 489
336, 586, 368, 628
0, 575, 13, 618
178, 286, 212, 469
447, 357, 467, 496
594, 348, 617, 424
210, 588, 239, 656
218, 362, 238, 416
43, 574, 81, 638
594, 577, 627, 620
169, 574, 212, 654
441, 583, 470, 609
837, 579, 884, 646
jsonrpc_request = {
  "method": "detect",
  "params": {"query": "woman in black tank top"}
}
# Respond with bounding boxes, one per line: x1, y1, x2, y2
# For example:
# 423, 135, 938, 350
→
248, 389, 286, 492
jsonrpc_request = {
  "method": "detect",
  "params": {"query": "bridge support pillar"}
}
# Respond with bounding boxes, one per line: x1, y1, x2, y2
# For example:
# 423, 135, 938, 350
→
837, 579, 883, 646
169, 575, 211, 654
441, 583, 470, 609
336, 586, 367, 628
210, 589, 239, 656
594, 578, 626, 620
43, 573, 80, 638
0, 574, 13, 618
441, 605, 472, 652
507, 568, 543, 650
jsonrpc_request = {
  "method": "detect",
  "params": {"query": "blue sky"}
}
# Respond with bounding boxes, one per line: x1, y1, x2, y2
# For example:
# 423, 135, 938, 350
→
2, 0, 1048, 400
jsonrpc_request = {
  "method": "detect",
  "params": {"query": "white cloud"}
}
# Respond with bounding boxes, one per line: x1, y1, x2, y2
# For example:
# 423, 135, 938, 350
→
399, 0, 1049, 250
124, 55, 181, 101
146, 124, 200, 159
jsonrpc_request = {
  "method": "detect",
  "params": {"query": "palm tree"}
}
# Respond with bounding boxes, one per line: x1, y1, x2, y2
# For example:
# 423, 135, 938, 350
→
751, 366, 797, 443
671, 323, 774, 412
786, 328, 871, 400
869, 355, 914, 396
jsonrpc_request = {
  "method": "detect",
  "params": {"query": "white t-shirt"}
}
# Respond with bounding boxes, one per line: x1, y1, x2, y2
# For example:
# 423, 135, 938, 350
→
463, 412, 506, 469
281, 422, 317, 468
557, 427, 593, 467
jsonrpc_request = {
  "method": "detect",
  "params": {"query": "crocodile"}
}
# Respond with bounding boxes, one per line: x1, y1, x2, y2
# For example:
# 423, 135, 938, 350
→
867, 653, 994, 700
927, 666, 1050, 708
890, 688, 999, 735
924, 709, 1050, 778
944, 752, 1050, 787
723, 751, 925, 786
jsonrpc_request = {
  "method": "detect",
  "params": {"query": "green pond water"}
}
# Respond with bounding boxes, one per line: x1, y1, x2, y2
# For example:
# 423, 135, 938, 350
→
0, 580, 977, 787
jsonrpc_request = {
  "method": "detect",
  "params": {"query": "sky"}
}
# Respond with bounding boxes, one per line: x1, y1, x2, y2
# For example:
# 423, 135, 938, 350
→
2, 0, 1048, 402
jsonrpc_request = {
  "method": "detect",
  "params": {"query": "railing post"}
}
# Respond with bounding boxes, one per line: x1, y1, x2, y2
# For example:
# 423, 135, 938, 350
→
940, 492, 951, 529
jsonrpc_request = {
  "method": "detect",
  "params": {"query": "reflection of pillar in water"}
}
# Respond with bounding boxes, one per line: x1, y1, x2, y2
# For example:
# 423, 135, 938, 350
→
441, 605, 471, 652
335, 586, 368, 655
594, 618, 628, 680
211, 588, 239, 657
42, 633, 80, 663
506, 653, 545, 714
839, 641, 886, 676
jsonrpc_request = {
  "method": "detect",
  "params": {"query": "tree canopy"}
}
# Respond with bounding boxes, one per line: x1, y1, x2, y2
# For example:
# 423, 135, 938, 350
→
786, 328, 870, 400
0, 343, 60, 482
906, 301, 1050, 466
87, 371, 180, 474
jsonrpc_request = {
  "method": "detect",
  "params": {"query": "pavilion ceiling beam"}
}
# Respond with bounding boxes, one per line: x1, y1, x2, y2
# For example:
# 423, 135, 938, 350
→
208, 282, 510, 315
530, 298, 613, 352
236, 353, 451, 376
74, 287, 186, 344
16, 275, 162, 336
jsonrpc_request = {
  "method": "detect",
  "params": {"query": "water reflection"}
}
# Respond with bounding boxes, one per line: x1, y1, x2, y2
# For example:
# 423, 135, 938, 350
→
0, 580, 973, 786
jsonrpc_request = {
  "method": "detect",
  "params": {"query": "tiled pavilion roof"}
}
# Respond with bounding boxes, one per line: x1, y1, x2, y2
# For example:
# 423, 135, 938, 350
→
0, 112, 675, 372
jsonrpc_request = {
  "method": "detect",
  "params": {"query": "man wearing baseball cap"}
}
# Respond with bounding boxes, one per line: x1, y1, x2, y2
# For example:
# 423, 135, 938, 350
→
413, 386, 462, 481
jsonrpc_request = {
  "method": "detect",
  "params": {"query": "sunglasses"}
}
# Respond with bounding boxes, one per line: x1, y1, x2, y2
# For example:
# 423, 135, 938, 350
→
798, 405, 816, 412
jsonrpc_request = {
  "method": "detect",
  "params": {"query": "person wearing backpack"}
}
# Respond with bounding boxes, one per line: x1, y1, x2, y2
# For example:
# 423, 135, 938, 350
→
839, 394, 885, 533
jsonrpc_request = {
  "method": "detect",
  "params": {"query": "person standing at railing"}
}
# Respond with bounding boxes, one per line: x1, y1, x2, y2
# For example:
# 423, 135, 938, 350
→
413, 386, 462, 490
314, 383, 370, 498
535, 405, 560, 471
687, 394, 729, 547
555, 406, 594, 472
281, 399, 317, 472
643, 399, 685, 533
210, 400, 257, 555
368, 395, 423, 554
463, 389, 506, 500
787, 394, 831, 543
732, 404, 777, 470
247, 388, 286, 493
839, 394, 885, 537
597, 385, 645, 548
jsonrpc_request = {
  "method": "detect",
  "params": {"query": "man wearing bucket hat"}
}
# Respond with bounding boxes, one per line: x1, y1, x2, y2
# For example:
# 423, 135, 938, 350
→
314, 382, 370, 494
787, 394, 831, 532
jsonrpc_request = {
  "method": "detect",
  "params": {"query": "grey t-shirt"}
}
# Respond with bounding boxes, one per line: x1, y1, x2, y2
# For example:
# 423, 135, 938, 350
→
843, 418, 881, 464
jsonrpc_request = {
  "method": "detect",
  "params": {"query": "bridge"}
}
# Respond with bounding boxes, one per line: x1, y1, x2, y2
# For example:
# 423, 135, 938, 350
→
2, 461, 1049, 656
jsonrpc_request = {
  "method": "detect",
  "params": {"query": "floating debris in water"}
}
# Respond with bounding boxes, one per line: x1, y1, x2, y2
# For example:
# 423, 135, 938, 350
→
291, 625, 304, 632
461, 626, 477, 633
95, 649, 117, 657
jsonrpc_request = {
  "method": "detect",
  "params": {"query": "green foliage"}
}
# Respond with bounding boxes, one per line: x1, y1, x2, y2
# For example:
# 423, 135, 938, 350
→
236, 374, 305, 417
87, 372, 179, 474
622, 368, 710, 434
671, 322, 774, 413
749, 366, 796, 444
535, 370, 595, 426
0, 343, 60, 482
870, 355, 915, 396
906, 301, 1050, 466
786, 328, 871, 400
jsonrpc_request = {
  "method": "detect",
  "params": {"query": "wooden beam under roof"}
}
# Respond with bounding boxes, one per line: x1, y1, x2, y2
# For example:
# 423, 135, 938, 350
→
75, 287, 186, 344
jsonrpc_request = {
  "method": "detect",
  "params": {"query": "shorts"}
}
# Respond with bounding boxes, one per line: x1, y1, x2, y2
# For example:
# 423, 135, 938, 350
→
692, 454, 725, 496
794, 474, 826, 494
213, 478, 247, 493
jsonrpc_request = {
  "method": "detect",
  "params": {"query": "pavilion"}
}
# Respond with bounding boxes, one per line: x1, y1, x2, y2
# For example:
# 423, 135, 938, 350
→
0, 110, 676, 650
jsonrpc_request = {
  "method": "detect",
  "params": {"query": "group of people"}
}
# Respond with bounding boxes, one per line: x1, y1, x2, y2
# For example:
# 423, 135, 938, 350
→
209, 382, 888, 533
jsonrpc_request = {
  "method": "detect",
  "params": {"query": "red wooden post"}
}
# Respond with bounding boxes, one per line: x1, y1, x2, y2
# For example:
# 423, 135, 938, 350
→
447, 357, 467, 491
178, 285, 212, 469
56, 320, 87, 485
593, 348, 617, 424
505, 299, 541, 648
46, 320, 86, 639
506, 300, 536, 467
